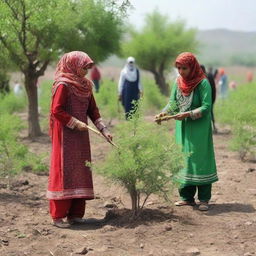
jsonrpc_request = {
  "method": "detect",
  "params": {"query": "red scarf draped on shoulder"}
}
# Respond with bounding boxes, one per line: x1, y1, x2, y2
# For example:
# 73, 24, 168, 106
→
50, 51, 94, 137
52, 51, 94, 98
175, 52, 206, 96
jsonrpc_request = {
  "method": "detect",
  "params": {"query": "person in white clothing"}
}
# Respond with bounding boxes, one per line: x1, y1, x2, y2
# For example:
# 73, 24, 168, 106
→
118, 57, 143, 119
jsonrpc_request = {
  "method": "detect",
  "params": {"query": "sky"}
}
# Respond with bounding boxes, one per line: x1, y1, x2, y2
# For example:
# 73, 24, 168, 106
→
128, 0, 256, 32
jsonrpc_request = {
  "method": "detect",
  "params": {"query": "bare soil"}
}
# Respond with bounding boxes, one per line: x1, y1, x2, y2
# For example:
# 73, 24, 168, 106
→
1, 121, 256, 256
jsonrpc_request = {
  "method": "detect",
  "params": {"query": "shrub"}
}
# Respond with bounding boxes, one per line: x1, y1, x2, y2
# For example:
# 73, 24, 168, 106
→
230, 124, 256, 161
0, 92, 48, 181
0, 113, 48, 179
142, 78, 168, 113
215, 82, 256, 160
94, 80, 122, 123
92, 101, 184, 216
0, 93, 26, 115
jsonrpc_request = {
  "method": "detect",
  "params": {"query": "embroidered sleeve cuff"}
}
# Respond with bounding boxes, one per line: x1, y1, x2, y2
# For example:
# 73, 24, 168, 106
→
94, 118, 107, 132
66, 117, 78, 129
190, 108, 202, 120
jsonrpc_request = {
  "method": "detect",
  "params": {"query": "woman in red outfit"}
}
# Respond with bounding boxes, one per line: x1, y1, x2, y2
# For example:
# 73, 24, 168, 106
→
47, 51, 112, 228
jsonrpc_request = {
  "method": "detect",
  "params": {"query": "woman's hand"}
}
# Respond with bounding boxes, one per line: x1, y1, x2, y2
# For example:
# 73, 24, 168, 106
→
154, 112, 167, 124
75, 121, 88, 131
174, 112, 190, 120
102, 128, 113, 142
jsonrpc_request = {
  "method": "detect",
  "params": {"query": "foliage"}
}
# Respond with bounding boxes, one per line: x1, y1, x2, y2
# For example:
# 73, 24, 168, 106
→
230, 125, 256, 161
0, 46, 12, 94
0, 94, 47, 179
0, 0, 126, 65
141, 78, 168, 113
215, 82, 256, 160
94, 80, 122, 122
60, 0, 125, 62
122, 10, 198, 95
0, 0, 128, 137
93, 101, 184, 215
0, 93, 26, 115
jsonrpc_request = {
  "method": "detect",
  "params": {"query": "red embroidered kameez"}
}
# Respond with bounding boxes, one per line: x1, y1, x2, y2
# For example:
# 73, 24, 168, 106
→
47, 84, 100, 201
46, 51, 106, 221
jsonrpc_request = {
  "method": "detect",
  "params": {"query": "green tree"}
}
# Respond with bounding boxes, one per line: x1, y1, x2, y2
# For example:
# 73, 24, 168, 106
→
93, 102, 184, 216
122, 10, 198, 96
0, 0, 127, 138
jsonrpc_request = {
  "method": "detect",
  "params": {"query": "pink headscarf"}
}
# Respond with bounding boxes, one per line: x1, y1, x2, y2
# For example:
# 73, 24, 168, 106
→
52, 51, 94, 98
175, 52, 206, 96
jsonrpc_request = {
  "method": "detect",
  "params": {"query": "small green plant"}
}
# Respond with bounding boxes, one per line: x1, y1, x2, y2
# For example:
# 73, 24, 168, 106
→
93, 101, 184, 216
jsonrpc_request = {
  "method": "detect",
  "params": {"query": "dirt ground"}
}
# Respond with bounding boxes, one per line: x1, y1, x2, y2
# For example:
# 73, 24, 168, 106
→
1, 119, 256, 256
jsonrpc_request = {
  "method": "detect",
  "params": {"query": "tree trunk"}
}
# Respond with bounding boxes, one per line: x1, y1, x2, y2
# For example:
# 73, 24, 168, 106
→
153, 71, 169, 96
24, 74, 42, 139
129, 187, 138, 216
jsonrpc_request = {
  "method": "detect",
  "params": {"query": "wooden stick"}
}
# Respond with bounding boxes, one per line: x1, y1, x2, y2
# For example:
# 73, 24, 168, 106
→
155, 114, 179, 122
86, 125, 118, 148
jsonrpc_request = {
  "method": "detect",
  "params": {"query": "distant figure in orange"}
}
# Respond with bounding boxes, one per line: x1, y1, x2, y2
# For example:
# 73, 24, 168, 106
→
246, 71, 253, 83
229, 81, 237, 90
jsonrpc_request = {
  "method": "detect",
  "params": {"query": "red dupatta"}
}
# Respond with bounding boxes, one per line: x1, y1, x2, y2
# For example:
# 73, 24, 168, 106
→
52, 51, 94, 98
50, 51, 94, 137
175, 52, 206, 96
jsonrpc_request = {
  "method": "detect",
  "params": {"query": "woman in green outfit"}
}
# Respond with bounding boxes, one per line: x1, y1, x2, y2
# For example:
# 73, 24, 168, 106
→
156, 52, 218, 211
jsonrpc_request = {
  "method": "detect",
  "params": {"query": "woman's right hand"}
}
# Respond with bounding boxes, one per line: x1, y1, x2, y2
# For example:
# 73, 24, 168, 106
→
154, 112, 167, 124
75, 121, 88, 131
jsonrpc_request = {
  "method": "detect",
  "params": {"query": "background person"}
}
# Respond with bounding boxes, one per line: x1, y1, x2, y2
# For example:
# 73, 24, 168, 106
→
201, 65, 217, 133
90, 64, 101, 93
218, 68, 228, 99
118, 56, 143, 119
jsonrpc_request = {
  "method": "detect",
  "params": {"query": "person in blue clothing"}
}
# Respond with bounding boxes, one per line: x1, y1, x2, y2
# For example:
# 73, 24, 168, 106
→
118, 57, 143, 119
218, 68, 228, 99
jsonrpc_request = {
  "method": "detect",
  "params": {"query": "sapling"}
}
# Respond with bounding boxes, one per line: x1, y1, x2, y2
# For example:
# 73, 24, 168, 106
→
93, 101, 184, 216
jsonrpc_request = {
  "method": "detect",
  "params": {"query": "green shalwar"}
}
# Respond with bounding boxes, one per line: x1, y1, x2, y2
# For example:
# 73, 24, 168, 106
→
169, 79, 218, 202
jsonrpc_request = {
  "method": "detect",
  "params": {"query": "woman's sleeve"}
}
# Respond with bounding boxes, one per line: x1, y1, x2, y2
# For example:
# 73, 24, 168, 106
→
87, 93, 109, 132
118, 71, 125, 95
51, 84, 77, 129
190, 79, 212, 120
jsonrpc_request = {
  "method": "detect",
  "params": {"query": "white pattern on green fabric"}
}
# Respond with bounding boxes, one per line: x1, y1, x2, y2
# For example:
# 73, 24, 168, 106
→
176, 87, 194, 112
175, 173, 218, 182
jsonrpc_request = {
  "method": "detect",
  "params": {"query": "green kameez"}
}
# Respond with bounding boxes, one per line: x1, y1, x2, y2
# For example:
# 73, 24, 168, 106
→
170, 78, 218, 186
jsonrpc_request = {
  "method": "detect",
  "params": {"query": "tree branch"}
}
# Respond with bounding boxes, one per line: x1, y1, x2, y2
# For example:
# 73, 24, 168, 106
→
3, 0, 30, 63
20, 0, 28, 54
0, 35, 26, 72
35, 60, 50, 77
3, 0, 19, 20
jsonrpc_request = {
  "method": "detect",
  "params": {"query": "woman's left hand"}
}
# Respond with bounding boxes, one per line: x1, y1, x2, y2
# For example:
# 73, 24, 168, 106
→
102, 128, 113, 142
174, 112, 190, 120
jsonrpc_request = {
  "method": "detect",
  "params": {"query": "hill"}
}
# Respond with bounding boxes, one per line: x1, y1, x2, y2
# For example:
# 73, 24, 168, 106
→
197, 29, 256, 66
